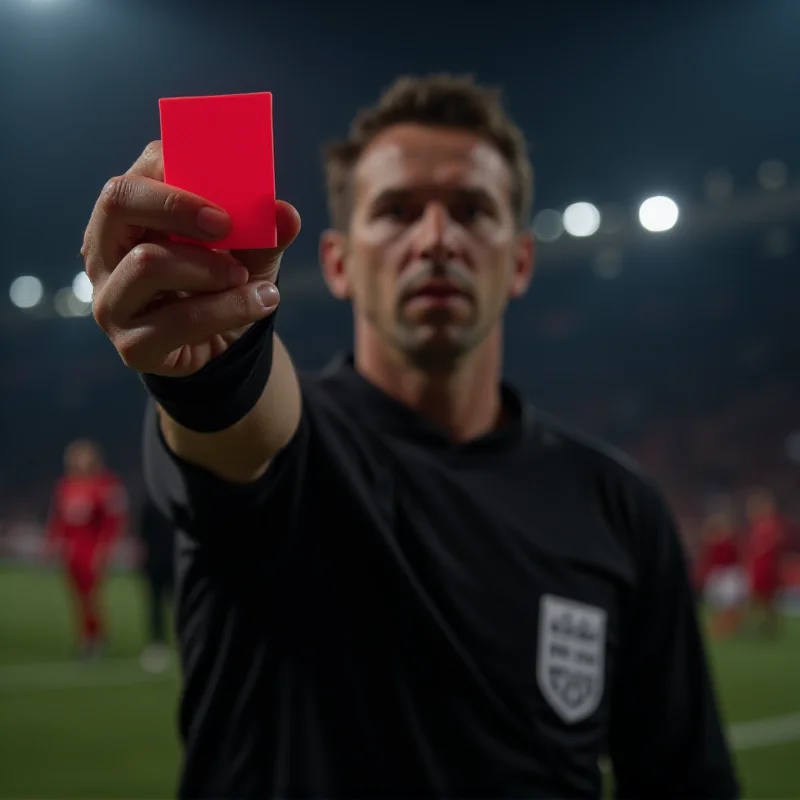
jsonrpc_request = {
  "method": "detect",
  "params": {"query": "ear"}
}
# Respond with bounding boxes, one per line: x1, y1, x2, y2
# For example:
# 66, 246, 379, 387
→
319, 229, 352, 300
508, 229, 535, 299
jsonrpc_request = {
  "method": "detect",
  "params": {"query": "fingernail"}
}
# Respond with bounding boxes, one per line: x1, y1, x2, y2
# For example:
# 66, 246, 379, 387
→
196, 207, 230, 238
256, 283, 280, 310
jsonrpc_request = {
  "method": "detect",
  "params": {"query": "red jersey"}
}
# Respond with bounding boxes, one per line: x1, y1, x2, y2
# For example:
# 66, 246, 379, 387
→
696, 536, 740, 586
748, 514, 788, 564
747, 514, 789, 596
47, 471, 127, 552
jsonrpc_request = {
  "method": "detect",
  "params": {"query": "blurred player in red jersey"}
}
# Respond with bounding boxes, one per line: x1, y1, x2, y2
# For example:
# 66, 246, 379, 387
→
696, 510, 746, 639
745, 488, 789, 636
46, 439, 128, 658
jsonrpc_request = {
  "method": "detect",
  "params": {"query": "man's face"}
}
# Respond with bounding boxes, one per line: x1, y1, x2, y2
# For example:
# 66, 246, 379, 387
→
747, 491, 775, 522
65, 441, 99, 476
322, 124, 534, 370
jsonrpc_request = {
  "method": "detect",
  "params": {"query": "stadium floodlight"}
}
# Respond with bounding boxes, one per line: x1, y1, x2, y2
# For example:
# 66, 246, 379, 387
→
562, 202, 601, 237
9, 275, 44, 309
532, 209, 564, 243
638, 196, 679, 233
55, 287, 91, 317
55, 288, 75, 317
757, 159, 788, 191
72, 271, 93, 303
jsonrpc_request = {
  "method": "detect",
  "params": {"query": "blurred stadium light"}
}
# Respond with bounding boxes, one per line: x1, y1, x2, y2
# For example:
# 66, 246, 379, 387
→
9, 276, 44, 309
533, 179, 800, 267
563, 202, 601, 237
638, 196, 680, 233
72, 272, 93, 303
758, 159, 788, 191
55, 287, 91, 318
532, 209, 564, 242
4, 164, 799, 309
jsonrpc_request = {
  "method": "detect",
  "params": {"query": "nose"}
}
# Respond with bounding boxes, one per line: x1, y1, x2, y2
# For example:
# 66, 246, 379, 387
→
411, 201, 458, 263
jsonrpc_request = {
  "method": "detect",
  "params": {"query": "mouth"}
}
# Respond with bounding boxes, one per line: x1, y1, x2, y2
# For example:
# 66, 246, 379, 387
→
403, 282, 472, 309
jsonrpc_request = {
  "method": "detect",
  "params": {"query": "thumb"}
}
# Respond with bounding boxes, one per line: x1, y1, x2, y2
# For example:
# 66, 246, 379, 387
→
232, 200, 301, 283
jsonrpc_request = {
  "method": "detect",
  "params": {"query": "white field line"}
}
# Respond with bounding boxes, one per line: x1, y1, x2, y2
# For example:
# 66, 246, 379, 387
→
2, 659, 800, 754
0, 657, 175, 691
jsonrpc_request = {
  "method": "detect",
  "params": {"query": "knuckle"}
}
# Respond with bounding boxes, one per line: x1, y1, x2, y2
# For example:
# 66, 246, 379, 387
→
141, 140, 161, 162
91, 293, 112, 332
115, 336, 139, 369
161, 189, 192, 221
99, 175, 133, 214
83, 248, 103, 285
115, 331, 147, 370
126, 242, 162, 281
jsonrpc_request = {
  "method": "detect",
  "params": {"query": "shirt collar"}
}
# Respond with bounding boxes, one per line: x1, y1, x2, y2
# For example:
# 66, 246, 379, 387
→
318, 352, 536, 456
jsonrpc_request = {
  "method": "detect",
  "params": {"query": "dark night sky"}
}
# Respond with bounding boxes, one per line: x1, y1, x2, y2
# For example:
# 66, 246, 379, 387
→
0, 0, 798, 500
2, 0, 799, 286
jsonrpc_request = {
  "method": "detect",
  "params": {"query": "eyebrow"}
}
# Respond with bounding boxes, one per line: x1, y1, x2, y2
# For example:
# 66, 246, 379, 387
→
368, 186, 499, 209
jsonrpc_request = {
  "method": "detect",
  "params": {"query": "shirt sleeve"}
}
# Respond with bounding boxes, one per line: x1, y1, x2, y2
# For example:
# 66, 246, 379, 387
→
608, 485, 740, 799
141, 395, 310, 546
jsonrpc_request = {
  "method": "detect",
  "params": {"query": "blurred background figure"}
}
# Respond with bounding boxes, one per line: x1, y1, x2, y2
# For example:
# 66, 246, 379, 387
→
696, 508, 746, 639
745, 488, 791, 636
135, 493, 175, 673
45, 439, 127, 659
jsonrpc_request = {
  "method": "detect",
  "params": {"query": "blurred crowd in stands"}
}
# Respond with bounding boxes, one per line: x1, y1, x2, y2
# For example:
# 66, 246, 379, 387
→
1, 236, 797, 568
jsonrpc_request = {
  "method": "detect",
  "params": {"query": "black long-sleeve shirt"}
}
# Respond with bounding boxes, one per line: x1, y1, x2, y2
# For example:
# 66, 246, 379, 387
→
144, 354, 739, 799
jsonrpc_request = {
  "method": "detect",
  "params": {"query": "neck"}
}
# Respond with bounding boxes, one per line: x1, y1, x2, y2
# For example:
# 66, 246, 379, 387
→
354, 323, 505, 442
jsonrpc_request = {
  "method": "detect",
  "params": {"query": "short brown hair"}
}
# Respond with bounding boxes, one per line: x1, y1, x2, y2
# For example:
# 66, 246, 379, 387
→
323, 74, 533, 232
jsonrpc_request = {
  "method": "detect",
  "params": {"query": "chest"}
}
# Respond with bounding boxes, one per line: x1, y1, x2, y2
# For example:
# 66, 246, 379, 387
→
59, 484, 103, 526
294, 443, 637, 730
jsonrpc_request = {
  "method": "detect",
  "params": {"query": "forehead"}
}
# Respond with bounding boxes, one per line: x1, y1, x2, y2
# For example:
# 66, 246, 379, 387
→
353, 124, 511, 202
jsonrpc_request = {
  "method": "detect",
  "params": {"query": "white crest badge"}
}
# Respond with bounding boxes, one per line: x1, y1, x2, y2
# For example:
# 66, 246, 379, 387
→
536, 594, 607, 724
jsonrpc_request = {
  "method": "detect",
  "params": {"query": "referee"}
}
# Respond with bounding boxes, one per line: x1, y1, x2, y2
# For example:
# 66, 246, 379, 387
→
84, 74, 738, 798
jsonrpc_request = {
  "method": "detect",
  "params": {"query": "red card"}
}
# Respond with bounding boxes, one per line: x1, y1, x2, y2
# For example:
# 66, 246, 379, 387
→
159, 92, 276, 250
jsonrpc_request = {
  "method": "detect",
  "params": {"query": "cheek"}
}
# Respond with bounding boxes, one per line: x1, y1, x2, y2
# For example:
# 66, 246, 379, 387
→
348, 254, 395, 313
360, 240, 402, 290
476, 253, 517, 308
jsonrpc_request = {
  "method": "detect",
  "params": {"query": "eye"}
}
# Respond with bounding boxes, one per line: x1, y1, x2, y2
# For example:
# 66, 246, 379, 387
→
381, 202, 418, 224
453, 202, 487, 224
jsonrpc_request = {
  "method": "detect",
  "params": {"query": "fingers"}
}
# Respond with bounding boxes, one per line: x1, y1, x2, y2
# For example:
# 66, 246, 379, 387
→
231, 200, 302, 282
111, 281, 281, 373
82, 139, 232, 287
93, 241, 250, 323
82, 140, 303, 375
83, 140, 301, 289
84, 174, 232, 286
126, 140, 164, 180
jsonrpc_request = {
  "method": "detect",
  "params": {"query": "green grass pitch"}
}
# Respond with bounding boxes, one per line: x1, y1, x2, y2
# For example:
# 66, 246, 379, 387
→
1, 566, 799, 799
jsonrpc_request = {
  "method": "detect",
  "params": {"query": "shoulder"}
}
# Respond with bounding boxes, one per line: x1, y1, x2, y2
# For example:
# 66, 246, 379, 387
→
294, 366, 376, 442
533, 408, 656, 491
530, 408, 678, 556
